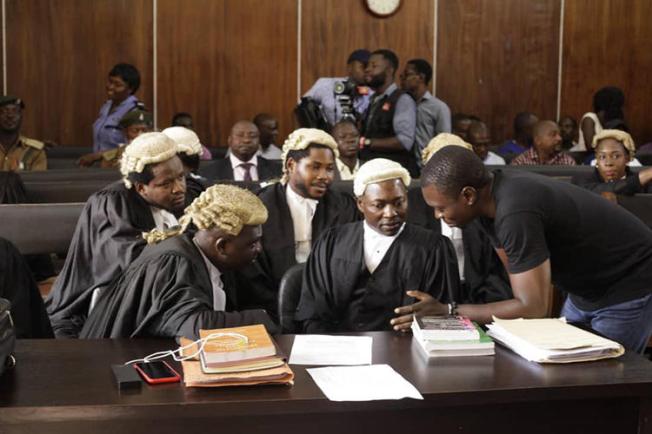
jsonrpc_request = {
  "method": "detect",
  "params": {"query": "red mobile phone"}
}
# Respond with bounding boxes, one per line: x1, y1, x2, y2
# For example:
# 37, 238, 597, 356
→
133, 361, 181, 385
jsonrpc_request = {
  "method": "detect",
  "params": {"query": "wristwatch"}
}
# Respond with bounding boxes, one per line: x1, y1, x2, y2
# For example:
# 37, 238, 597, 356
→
359, 136, 372, 150
447, 301, 458, 316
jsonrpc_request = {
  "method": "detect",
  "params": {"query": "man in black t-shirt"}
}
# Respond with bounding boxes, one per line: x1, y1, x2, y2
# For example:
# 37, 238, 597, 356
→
391, 146, 652, 352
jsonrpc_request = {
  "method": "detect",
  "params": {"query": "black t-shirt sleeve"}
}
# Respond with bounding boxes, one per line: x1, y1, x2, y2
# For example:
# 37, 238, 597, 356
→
496, 211, 550, 274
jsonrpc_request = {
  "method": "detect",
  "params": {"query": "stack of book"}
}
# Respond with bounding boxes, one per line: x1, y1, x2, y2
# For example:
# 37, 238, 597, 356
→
486, 317, 624, 363
179, 324, 294, 387
411, 315, 495, 358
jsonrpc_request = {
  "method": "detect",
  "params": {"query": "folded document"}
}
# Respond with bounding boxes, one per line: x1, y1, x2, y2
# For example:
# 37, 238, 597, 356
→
487, 317, 624, 363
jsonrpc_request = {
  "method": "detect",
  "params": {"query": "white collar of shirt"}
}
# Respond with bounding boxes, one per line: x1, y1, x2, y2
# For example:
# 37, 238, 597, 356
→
229, 153, 258, 168
336, 158, 360, 180
285, 185, 319, 263
362, 220, 405, 274
229, 153, 259, 181
440, 219, 465, 281
192, 238, 226, 311
150, 207, 179, 231
418, 90, 433, 103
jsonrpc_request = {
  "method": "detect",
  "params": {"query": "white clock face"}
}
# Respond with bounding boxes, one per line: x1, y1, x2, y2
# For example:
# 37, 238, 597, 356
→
366, 0, 401, 17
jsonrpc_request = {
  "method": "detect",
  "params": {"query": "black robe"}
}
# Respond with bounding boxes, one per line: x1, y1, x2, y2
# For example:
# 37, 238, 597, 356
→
45, 181, 157, 338
236, 182, 361, 321
295, 222, 461, 333
571, 167, 652, 195
79, 234, 276, 339
0, 237, 53, 338
406, 187, 512, 304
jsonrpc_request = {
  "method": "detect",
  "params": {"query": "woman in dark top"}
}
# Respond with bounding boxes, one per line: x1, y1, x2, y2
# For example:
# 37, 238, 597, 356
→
572, 129, 652, 195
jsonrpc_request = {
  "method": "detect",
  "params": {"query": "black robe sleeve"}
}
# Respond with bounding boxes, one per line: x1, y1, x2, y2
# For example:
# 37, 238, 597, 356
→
80, 242, 277, 340
0, 237, 53, 338
46, 183, 155, 338
295, 227, 342, 333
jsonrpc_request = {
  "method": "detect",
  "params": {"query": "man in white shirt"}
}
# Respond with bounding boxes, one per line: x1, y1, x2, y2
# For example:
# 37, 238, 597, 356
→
296, 158, 460, 333
200, 120, 281, 182
332, 120, 360, 180
237, 128, 360, 320
467, 121, 505, 165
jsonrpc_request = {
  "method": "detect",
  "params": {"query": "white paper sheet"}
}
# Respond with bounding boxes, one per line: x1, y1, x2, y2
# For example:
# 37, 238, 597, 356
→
289, 335, 373, 366
307, 365, 423, 401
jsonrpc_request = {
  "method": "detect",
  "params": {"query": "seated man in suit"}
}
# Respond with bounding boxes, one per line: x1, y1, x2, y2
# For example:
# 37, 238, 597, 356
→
295, 159, 460, 332
407, 133, 512, 304
237, 128, 360, 321
201, 120, 281, 182
46, 132, 187, 338
80, 185, 277, 339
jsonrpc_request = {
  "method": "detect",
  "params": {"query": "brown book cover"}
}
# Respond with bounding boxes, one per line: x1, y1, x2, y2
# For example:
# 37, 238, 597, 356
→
181, 360, 294, 388
199, 324, 277, 366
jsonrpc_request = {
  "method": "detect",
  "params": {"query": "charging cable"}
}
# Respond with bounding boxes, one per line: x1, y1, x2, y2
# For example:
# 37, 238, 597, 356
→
124, 332, 249, 366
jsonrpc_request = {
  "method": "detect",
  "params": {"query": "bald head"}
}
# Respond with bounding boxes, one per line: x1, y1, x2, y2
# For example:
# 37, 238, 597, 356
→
421, 146, 490, 198
533, 120, 562, 154
228, 120, 260, 162
467, 121, 491, 161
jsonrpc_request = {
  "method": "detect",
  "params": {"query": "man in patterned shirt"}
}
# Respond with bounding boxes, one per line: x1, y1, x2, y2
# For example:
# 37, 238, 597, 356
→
511, 120, 576, 166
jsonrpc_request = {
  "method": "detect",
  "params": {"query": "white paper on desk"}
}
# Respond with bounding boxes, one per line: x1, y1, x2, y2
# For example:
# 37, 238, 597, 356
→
289, 335, 373, 365
307, 365, 423, 401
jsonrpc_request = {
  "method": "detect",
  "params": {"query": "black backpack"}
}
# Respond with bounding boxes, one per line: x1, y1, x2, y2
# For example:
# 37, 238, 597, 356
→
0, 298, 16, 376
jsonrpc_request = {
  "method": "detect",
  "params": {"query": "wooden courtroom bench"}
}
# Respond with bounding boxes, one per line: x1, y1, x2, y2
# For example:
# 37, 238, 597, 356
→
19, 168, 121, 183
0, 202, 84, 255
25, 180, 112, 203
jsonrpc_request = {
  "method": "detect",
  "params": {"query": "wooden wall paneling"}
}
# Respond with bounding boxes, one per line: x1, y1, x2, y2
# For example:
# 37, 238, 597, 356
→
300, 0, 434, 95
5, 0, 154, 147
156, 0, 298, 148
561, 0, 652, 146
437, 0, 561, 144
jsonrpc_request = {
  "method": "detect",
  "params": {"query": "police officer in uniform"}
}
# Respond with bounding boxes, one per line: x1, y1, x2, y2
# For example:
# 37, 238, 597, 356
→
0, 96, 46, 171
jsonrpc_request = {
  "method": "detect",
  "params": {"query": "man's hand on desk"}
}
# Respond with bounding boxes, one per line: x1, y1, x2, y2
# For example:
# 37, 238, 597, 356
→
390, 290, 448, 332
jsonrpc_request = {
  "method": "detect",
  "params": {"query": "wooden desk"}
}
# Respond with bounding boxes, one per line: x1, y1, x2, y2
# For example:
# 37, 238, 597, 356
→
1, 333, 651, 434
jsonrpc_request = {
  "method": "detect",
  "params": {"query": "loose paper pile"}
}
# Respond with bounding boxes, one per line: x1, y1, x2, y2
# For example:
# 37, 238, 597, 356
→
307, 365, 423, 401
290, 335, 422, 401
487, 317, 624, 363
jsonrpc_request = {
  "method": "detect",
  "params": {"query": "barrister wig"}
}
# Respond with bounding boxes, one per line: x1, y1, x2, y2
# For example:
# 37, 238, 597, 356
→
120, 132, 179, 189
143, 184, 268, 244
421, 133, 473, 165
162, 126, 203, 156
280, 128, 339, 184
353, 158, 411, 197
592, 129, 636, 159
